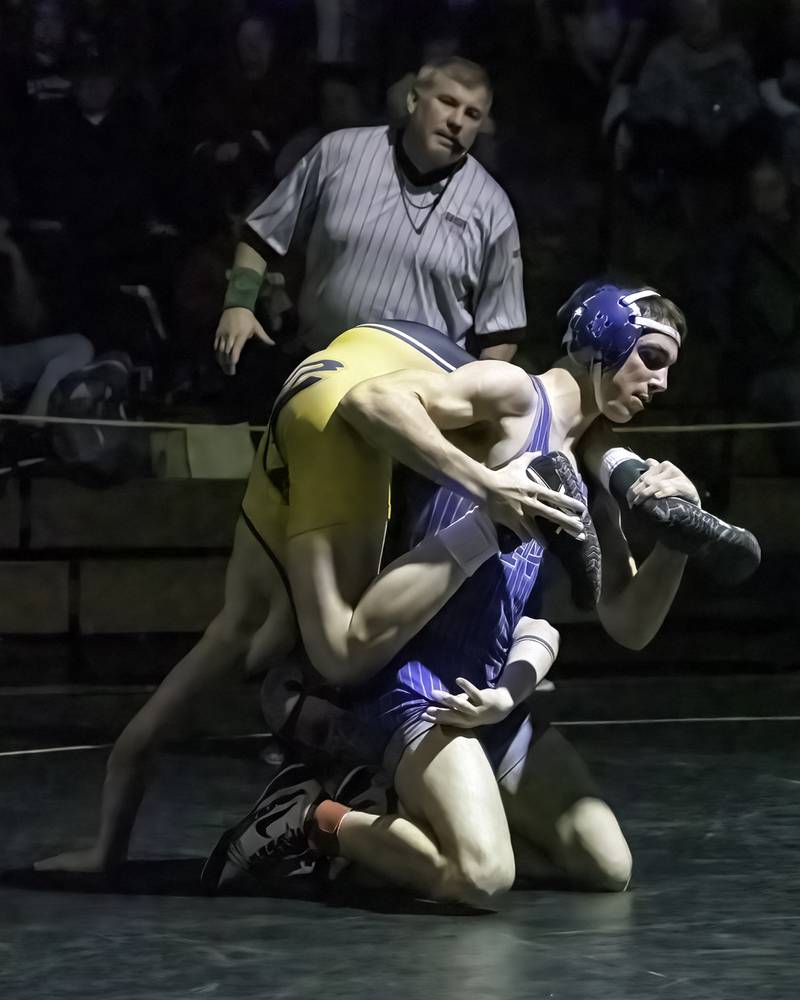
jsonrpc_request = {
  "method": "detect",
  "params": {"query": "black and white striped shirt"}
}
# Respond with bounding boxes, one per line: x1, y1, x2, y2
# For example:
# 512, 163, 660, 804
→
246, 125, 526, 350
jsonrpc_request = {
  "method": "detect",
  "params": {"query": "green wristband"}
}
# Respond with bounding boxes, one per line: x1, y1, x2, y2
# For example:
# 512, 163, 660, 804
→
223, 266, 264, 312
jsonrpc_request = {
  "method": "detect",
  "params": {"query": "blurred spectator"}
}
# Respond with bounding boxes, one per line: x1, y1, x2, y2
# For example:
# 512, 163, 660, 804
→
627, 0, 764, 173
621, 0, 772, 252
0, 152, 18, 223
0, 212, 46, 341
70, 0, 159, 109
174, 221, 237, 361
562, 0, 653, 95
0, 0, 72, 153
751, 0, 800, 186
21, 53, 152, 230
555, 0, 657, 177
71, 0, 149, 63
16, 54, 156, 348
275, 64, 367, 180
313, 0, 366, 65
0, 215, 93, 430
385, 0, 480, 80
731, 155, 800, 472
15, 0, 72, 102
176, 13, 312, 226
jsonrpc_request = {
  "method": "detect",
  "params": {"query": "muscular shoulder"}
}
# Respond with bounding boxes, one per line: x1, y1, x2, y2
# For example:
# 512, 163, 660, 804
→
468, 360, 536, 418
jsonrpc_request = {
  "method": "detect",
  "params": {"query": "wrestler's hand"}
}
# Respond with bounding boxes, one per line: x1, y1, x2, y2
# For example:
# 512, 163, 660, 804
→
214, 307, 275, 376
421, 678, 515, 729
486, 452, 586, 541
626, 458, 701, 508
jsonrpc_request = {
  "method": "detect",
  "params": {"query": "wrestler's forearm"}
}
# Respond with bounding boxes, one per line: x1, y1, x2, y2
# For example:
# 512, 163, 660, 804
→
498, 648, 554, 705
37, 621, 259, 871
94, 737, 154, 863
34, 719, 162, 872
599, 545, 687, 650
89, 693, 188, 867
494, 619, 559, 708
93, 621, 255, 859
339, 379, 493, 503
232, 240, 269, 278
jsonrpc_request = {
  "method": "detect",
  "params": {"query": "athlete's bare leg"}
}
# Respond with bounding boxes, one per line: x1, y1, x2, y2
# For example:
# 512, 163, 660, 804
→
499, 726, 632, 892
333, 726, 515, 910
287, 519, 478, 686
36, 519, 296, 873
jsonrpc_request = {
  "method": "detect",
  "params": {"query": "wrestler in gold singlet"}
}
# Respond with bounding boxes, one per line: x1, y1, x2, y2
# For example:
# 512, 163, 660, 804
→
240, 320, 474, 563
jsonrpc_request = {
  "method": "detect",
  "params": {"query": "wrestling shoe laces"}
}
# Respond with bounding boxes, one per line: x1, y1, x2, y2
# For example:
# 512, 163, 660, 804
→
227, 823, 311, 872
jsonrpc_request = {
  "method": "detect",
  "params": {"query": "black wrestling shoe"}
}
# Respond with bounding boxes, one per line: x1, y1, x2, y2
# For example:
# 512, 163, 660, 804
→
634, 495, 760, 585
201, 763, 324, 892
610, 462, 761, 585
522, 451, 601, 611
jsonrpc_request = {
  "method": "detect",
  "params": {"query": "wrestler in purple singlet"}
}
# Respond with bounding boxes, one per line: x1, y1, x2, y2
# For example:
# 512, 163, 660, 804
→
350, 374, 570, 778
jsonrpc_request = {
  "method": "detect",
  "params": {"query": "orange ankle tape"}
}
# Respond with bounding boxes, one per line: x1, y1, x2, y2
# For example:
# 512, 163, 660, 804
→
308, 799, 351, 856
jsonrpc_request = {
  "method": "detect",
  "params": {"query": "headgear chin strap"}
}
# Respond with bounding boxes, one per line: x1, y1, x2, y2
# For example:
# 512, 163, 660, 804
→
560, 283, 682, 372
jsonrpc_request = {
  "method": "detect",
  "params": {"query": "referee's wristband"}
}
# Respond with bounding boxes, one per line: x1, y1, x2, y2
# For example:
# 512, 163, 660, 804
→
223, 266, 264, 312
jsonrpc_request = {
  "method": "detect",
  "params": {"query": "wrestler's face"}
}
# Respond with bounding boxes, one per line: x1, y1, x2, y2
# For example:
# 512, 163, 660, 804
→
600, 333, 679, 423
406, 71, 490, 170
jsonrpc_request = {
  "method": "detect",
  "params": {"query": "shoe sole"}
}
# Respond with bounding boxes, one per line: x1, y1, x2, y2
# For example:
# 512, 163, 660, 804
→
529, 452, 601, 610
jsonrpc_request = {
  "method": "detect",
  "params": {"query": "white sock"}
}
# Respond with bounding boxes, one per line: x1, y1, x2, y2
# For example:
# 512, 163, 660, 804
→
598, 447, 644, 493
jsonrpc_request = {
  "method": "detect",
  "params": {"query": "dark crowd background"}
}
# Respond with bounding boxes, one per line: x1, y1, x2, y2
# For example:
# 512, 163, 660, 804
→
1, 0, 799, 470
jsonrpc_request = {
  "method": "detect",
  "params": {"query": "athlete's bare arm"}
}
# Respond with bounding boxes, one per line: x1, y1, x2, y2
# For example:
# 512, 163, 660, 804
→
339, 360, 586, 535
287, 362, 588, 687
592, 462, 695, 650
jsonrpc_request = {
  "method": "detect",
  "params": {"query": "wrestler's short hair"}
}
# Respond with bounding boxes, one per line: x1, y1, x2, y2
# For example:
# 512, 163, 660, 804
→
637, 294, 688, 346
414, 57, 493, 101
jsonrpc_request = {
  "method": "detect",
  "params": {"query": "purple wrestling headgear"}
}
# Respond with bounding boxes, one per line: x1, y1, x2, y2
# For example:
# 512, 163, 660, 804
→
558, 282, 682, 371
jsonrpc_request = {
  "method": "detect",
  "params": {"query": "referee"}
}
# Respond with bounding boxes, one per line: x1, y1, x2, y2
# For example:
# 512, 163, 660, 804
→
215, 56, 527, 374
